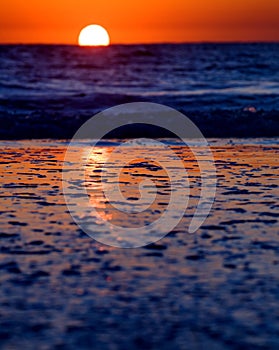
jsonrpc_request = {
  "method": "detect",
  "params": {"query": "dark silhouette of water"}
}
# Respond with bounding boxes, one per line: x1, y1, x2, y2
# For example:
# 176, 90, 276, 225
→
0, 43, 278, 138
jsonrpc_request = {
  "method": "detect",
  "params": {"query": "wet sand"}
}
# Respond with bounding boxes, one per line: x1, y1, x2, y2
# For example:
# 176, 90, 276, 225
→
0, 139, 278, 349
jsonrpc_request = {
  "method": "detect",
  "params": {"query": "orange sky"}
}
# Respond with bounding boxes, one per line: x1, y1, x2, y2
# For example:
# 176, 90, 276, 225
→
0, 0, 278, 44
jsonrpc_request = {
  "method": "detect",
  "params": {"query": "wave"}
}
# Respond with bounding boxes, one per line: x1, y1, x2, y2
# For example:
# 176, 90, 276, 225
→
0, 43, 279, 138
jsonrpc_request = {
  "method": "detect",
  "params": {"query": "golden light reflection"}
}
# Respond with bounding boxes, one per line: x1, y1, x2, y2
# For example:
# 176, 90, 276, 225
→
84, 146, 171, 228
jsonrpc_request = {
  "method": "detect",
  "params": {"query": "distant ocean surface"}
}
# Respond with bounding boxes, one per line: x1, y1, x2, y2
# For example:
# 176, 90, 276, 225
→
0, 43, 279, 138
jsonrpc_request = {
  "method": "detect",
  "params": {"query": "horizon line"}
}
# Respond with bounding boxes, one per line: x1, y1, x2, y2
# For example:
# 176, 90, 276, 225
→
1, 40, 279, 46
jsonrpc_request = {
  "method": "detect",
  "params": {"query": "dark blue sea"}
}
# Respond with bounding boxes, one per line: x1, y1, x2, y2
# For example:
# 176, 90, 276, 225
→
0, 44, 279, 350
0, 43, 278, 138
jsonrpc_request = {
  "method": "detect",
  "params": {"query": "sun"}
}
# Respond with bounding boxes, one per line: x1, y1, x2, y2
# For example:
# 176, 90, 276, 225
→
78, 24, 110, 46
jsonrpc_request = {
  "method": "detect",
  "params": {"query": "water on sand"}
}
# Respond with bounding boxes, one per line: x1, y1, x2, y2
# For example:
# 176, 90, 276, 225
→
0, 138, 278, 349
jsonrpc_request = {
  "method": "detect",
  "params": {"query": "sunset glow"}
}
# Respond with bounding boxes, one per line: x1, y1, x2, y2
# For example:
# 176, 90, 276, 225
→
0, 0, 278, 44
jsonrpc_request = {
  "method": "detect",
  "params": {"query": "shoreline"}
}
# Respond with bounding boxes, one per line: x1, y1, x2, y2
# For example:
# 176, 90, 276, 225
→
1, 109, 279, 139
0, 139, 278, 348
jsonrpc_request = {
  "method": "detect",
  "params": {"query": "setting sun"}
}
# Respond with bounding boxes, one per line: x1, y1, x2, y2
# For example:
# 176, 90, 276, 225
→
78, 24, 110, 47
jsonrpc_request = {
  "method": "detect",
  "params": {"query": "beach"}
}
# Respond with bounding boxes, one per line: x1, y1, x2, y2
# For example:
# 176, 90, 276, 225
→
0, 138, 278, 349
0, 42, 279, 349
1, 0, 279, 347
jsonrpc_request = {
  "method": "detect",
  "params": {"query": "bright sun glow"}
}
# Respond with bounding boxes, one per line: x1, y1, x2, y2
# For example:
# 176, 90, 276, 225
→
78, 24, 110, 46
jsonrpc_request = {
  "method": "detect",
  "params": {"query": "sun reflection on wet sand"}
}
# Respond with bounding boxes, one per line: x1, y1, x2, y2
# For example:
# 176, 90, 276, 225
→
0, 139, 278, 348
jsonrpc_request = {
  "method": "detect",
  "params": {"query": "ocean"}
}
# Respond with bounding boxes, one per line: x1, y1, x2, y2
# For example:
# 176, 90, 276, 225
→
0, 43, 279, 349
0, 43, 279, 138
